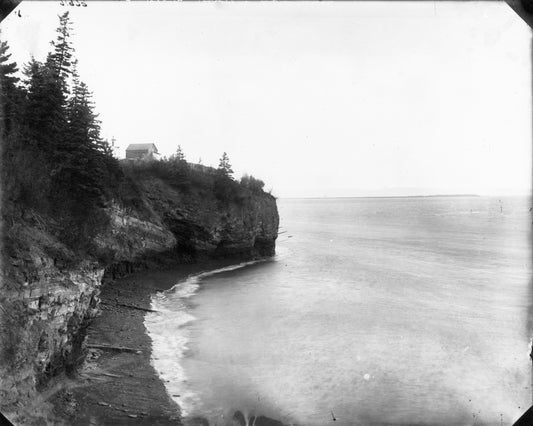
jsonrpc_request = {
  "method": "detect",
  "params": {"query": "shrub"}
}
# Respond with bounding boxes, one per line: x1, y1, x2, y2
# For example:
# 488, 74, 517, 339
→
240, 174, 265, 193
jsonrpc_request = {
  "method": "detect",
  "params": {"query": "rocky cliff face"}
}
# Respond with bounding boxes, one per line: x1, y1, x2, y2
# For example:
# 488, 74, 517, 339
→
0, 224, 105, 415
0, 171, 278, 418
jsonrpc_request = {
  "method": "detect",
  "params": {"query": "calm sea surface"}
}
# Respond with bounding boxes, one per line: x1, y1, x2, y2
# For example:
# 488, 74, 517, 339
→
145, 196, 532, 425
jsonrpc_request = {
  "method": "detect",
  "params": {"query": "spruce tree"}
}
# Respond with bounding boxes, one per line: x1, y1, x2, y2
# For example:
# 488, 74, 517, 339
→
65, 80, 100, 197
175, 145, 186, 162
1, 10, 122, 241
0, 38, 20, 136
0, 39, 19, 87
21, 12, 118, 213
23, 11, 74, 158
48, 12, 74, 88
0, 37, 25, 213
218, 152, 234, 178
168, 145, 189, 188
23, 57, 67, 157
214, 152, 236, 201
66, 78, 120, 203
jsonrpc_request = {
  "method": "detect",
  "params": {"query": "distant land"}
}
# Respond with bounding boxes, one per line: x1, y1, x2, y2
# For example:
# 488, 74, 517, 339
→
284, 194, 481, 200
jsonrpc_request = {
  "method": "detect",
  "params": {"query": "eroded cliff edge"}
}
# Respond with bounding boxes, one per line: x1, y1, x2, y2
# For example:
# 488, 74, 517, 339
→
0, 164, 279, 420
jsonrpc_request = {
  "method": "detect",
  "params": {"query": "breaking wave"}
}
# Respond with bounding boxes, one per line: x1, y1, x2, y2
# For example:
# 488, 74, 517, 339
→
144, 259, 267, 417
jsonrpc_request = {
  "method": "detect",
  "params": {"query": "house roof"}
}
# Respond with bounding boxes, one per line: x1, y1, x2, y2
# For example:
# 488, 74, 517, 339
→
126, 143, 158, 152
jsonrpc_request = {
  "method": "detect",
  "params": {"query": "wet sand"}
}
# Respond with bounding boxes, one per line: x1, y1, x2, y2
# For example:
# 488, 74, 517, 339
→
46, 260, 240, 426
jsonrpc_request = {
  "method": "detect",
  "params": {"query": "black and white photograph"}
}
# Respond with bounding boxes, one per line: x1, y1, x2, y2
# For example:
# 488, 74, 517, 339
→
0, 1, 532, 425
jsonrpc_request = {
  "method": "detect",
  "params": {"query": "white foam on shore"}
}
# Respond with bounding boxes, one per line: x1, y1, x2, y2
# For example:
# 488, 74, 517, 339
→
144, 259, 267, 417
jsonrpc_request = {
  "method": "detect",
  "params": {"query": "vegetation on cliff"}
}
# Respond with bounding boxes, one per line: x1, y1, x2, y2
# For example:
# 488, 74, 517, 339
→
0, 12, 273, 263
1, 12, 120, 258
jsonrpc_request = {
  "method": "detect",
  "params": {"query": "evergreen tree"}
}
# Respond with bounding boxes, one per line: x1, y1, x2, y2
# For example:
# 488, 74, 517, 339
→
1, 10, 122, 244
0, 37, 26, 212
168, 145, 189, 188
218, 152, 234, 178
68, 80, 102, 147
214, 152, 236, 201
19, 12, 120, 214
65, 78, 120, 203
0, 38, 20, 136
22, 11, 74, 157
0, 39, 19, 87
64, 80, 101, 197
175, 145, 186, 162
23, 58, 68, 157
170, 145, 186, 163
47, 12, 74, 88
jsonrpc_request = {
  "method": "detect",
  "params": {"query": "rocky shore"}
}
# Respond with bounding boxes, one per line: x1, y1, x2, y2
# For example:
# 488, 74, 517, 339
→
47, 267, 188, 425
1, 168, 279, 424
10, 260, 241, 425
30, 261, 285, 426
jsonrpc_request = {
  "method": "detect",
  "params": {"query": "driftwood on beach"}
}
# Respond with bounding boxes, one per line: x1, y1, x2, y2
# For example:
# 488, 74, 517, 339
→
101, 301, 157, 313
87, 344, 142, 354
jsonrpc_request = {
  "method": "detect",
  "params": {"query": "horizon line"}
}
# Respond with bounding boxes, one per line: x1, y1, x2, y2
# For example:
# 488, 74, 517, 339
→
276, 193, 532, 200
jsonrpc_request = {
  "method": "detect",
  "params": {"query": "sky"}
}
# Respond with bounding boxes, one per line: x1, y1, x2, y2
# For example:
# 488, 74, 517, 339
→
1, 1, 531, 198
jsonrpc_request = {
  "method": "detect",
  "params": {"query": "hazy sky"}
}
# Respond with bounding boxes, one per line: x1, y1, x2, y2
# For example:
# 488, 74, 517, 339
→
2, 1, 531, 198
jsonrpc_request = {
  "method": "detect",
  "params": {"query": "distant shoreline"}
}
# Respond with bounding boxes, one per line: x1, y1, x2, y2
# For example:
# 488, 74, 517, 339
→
281, 194, 483, 200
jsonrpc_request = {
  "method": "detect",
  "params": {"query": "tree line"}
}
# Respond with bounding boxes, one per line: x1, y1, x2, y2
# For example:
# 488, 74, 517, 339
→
155, 146, 266, 197
1, 12, 122, 248
167, 145, 265, 192
0, 12, 270, 252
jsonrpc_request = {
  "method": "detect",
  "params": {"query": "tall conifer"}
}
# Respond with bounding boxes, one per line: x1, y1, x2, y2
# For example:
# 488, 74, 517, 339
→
0, 38, 20, 136
48, 12, 74, 88
218, 152, 234, 178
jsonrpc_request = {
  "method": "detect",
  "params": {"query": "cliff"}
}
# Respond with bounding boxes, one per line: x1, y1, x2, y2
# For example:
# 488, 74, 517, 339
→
0, 164, 279, 420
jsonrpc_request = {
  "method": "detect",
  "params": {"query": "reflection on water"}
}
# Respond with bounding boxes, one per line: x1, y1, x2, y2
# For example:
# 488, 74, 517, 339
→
146, 196, 532, 425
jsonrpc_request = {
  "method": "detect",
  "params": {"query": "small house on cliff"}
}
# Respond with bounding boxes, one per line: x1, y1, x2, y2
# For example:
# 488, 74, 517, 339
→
125, 143, 160, 161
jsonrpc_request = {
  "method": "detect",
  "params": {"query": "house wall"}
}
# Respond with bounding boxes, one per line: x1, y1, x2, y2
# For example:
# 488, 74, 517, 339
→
126, 150, 154, 160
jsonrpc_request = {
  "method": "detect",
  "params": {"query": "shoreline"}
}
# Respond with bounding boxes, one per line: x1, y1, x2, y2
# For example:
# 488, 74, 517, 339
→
42, 259, 246, 425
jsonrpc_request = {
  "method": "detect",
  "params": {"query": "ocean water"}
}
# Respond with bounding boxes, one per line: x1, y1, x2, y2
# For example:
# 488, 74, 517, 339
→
145, 196, 532, 425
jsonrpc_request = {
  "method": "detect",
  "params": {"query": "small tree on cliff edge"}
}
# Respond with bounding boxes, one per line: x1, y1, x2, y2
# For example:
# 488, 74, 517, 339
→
169, 145, 189, 189
177, 145, 185, 162
171, 145, 186, 163
218, 152, 234, 179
